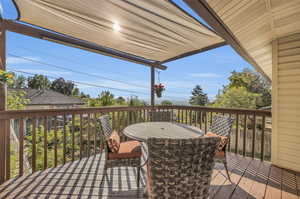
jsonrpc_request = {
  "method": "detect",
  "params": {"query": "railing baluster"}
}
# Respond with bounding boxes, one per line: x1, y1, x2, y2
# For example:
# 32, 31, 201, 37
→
63, 115, 67, 164
185, 109, 188, 124
252, 114, 256, 158
127, 111, 131, 125
189, 110, 192, 125
139, 110, 142, 122
19, 118, 24, 176
93, 113, 97, 155
235, 114, 239, 154
32, 118, 36, 172
204, 112, 207, 133
72, 114, 75, 162
54, 116, 58, 167
243, 114, 247, 157
43, 117, 48, 170
80, 114, 83, 159
261, 116, 266, 161
199, 111, 202, 130
210, 112, 213, 126
87, 113, 91, 157
117, 111, 120, 130
5, 120, 10, 180
181, 109, 183, 123
112, 111, 115, 129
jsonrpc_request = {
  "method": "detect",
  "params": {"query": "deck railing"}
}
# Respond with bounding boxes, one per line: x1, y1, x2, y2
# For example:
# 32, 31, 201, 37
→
0, 105, 271, 183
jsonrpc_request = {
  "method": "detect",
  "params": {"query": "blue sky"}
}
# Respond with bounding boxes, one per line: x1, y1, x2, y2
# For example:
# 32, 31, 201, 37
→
1, 0, 252, 102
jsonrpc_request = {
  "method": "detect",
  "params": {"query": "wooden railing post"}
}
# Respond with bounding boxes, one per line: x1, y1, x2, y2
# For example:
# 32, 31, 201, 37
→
0, 19, 9, 184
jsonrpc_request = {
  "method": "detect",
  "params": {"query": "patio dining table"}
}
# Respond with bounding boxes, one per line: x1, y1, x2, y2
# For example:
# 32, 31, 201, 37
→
123, 122, 204, 142
123, 122, 205, 196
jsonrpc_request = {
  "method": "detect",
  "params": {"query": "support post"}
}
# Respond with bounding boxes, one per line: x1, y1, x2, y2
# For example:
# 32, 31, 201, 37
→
150, 66, 155, 106
0, 19, 8, 184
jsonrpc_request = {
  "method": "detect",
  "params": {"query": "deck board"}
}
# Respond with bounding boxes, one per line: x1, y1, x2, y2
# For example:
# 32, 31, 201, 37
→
0, 153, 299, 198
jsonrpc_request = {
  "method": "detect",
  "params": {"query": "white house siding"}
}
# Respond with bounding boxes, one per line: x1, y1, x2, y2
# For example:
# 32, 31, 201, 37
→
272, 33, 300, 172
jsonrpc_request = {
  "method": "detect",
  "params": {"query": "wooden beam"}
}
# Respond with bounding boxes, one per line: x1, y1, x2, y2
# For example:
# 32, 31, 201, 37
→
183, 0, 271, 82
0, 17, 7, 184
151, 67, 155, 106
160, 41, 227, 63
2, 19, 167, 70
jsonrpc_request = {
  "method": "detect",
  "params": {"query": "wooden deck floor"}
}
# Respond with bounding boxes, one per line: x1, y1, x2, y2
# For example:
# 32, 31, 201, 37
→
0, 152, 299, 199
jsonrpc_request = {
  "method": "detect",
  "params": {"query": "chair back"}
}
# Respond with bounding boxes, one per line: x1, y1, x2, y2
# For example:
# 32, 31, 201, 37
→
209, 115, 234, 137
98, 115, 113, 139
147, 136, 220, 199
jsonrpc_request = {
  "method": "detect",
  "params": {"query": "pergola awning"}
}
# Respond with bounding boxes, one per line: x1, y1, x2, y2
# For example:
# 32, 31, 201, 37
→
12, 0, 225, 67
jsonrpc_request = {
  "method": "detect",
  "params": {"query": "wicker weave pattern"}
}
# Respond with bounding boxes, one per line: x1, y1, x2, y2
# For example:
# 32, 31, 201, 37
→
147, 137, 220, 199
209, 115, 234, 137
98, 115, 141, 188
99, 115, 113, 138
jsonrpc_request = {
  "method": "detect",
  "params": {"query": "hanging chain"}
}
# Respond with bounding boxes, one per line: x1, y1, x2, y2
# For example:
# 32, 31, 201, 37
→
156, 69, 161, 83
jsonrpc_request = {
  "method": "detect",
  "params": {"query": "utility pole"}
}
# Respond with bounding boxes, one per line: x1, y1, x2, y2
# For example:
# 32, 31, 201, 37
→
150, 66, 155, 106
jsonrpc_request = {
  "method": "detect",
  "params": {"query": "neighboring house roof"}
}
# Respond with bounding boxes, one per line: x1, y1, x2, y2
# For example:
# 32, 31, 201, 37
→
9, 88, 84, 106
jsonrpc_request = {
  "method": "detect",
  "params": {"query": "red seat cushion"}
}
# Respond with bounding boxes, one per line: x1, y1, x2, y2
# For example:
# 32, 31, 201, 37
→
107, 130, 120, 153
108, 140, 142, 160
215, 151, 225, 158
204, 132, 228, 151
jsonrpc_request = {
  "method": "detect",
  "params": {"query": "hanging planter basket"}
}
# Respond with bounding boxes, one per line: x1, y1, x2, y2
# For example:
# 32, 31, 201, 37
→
154, 83, 165, 98
0, 70, 14, 85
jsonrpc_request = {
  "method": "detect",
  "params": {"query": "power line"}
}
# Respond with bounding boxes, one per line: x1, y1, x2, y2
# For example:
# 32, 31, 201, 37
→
10, 69, 187, 100
8, 53, 149, 89
9, 50, 190, 95
9, 68, 150, 96
12, 45, 135, 77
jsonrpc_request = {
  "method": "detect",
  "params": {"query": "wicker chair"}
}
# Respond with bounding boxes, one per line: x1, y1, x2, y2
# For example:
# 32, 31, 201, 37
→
146, 136, 220, 199
98, 115, 142, 188
208, 114, 234, 182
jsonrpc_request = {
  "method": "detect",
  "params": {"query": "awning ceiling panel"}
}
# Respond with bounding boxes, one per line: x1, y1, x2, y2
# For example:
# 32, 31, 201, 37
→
13, 0, 225, 63
205, 0, 300, 80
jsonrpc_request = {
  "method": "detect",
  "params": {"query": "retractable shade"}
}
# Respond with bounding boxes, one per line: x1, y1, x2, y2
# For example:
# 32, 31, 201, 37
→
13, 0, 225, 64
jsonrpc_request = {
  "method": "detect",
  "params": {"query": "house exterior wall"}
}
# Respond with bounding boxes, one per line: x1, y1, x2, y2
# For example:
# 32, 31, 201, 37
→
272, 33, 300, 172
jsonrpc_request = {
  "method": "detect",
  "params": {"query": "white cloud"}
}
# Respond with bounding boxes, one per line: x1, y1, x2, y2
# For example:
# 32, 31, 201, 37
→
188, 73, 221, 78
7, 56, 41, 65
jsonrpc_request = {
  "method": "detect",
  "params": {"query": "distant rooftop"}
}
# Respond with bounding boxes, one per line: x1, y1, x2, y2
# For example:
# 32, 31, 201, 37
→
9, 88, 84, 106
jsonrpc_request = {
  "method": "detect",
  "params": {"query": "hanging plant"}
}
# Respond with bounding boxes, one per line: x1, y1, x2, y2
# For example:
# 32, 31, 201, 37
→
154, 83, 165, 98
0, 70, 14, 85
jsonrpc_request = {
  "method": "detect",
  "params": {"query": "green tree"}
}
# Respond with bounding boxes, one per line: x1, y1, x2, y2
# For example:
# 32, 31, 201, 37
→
51, 77, 75, 96
228, 68, 271, 108
8, 74, 26, 89
189, 85, 208, 106
28, 74, 51, 89
8, 91, 29, 110
213, 87, 261, 109
99, 91, 114, 106
161, 100, 173, 106
128, 96, 147, 106
115, 96, 126, 105
80, 92, 90, 99
72, 87, 80, 96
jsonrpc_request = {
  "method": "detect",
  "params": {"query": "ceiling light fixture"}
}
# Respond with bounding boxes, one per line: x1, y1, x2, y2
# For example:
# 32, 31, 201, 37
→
113, 22, 121, 32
